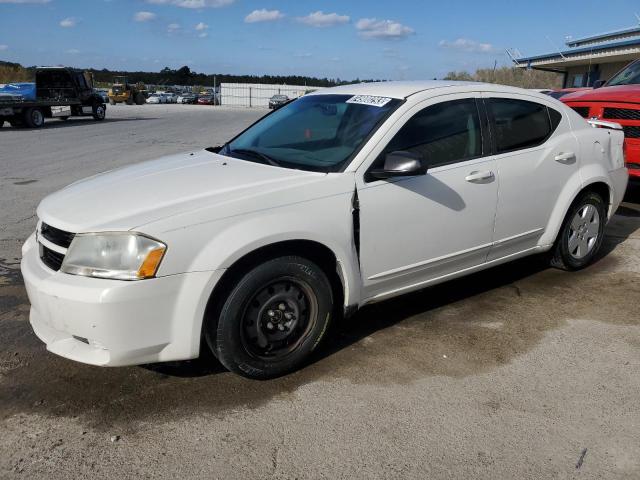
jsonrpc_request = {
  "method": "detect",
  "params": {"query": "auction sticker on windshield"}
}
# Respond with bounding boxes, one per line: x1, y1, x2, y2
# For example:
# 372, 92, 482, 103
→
346, 95, 393, 107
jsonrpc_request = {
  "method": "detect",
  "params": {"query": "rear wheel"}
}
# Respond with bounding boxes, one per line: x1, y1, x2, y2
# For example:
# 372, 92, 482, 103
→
551, 191, 606, 270
92, 104, 106, 121
206, 256, 333, 379
135, 93, 145, 105
23, 107, 45, 128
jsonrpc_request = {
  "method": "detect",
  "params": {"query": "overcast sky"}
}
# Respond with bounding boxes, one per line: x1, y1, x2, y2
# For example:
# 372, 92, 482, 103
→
1, 0, 639, 80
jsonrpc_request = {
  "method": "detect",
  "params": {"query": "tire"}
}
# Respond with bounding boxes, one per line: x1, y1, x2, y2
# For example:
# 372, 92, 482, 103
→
92, 104, 106, 121
550, 191, 606, 271
206, 256, 334, 379
135, 93, 145, 105
23, 107, 45, 128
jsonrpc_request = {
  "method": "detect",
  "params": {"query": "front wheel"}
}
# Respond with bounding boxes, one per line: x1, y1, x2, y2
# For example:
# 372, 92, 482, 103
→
206, 256, 334, 379
551, 192, 606, 270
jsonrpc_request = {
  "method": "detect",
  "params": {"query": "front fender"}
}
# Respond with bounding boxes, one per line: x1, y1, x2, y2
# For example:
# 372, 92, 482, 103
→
149, 189, 362, 309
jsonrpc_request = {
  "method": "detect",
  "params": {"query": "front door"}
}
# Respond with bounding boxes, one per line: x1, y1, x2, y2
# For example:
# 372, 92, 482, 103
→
356, 94, 499, 301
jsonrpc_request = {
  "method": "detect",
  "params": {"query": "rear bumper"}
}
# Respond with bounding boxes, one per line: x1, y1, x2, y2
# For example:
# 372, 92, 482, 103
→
20, 233, 222, 366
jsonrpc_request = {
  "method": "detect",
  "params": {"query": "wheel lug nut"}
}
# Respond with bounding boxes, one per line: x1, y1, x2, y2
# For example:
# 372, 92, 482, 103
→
267, 310, 275, 317
278, 324, 285, 331
267, 321, 274, 329
278, 303, 286, 311
284, 312, 293, 320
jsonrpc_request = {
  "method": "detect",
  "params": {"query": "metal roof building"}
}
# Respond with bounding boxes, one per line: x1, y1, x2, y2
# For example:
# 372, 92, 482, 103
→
513, 25, 640, 88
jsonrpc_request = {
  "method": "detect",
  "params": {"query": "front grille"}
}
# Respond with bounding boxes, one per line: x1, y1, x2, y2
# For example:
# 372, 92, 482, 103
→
603, 107, 640, 120
571, 106, 590, 118
41, 223, 75, 248
623, 126, 640, 138
40, 245, 65, 271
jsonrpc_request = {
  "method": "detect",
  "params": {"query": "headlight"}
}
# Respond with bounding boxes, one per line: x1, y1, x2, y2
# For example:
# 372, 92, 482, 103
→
61, 233, 166, 280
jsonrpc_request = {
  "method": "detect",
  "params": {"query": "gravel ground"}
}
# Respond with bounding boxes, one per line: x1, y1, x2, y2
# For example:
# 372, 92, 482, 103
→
0, 104, 639, 479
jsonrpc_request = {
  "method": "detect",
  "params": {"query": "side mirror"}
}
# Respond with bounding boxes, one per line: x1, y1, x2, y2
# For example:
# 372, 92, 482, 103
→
369, 151, 427, 180
593, 79, 606, 89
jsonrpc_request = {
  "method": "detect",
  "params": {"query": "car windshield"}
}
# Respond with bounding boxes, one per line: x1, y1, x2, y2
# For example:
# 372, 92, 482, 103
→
222, 94, 401, 172
606, 61, 640, 86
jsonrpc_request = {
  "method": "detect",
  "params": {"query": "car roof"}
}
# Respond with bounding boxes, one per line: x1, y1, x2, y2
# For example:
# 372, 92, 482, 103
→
307, 80, 539, 100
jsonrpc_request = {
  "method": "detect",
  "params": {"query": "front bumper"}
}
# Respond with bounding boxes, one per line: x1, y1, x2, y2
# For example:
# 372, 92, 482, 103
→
624, 139, 640, 178
20, 233, 222, 366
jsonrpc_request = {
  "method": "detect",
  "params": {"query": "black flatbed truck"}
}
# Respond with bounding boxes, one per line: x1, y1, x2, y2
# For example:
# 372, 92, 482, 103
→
0, 67, 106, 128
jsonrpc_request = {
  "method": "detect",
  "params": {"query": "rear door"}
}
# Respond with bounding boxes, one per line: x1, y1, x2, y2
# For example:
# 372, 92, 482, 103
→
483, 93, 579, 260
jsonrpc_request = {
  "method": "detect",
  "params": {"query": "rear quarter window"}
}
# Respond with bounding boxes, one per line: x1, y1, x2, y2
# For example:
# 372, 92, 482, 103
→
488, 98, 560, 154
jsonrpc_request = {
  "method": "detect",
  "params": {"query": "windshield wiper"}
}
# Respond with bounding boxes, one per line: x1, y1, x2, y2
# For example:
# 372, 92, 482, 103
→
229, 148, 283, 168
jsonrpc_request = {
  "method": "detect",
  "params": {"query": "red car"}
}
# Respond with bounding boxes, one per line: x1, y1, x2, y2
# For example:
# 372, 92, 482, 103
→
561, 60, 640, 181
546, 87, 590, 100
197, 95, 215, 105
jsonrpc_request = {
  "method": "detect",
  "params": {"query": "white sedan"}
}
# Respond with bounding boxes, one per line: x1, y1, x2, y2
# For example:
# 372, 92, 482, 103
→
145, 93, 165, 104
21, 81, 628, 379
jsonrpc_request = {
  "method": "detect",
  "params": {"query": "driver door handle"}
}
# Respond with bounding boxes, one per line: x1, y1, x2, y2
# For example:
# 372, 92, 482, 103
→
465, 170, 495, 183
554, 152, 576, 163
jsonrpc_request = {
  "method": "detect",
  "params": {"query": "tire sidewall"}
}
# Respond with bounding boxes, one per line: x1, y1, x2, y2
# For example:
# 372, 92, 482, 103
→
557, 192, 606, 269
93, 104, 106, 120
211, 256, 333, 379
24, 108, 44, 128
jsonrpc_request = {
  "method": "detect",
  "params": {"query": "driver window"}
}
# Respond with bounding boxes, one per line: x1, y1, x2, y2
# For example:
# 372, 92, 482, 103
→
382, 98, 482, 168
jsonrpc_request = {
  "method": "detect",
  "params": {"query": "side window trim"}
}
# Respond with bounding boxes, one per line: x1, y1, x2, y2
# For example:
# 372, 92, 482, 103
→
364, 96, 487, 182
478, 97, 495, 156
485, 96, 558, 155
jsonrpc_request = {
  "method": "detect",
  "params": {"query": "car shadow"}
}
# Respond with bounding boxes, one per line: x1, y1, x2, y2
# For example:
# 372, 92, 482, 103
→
144, 252, 552, 379
144, 203, 639, 381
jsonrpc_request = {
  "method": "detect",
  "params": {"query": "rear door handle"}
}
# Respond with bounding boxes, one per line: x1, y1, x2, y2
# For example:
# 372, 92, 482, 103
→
554, 152, 576, 163
465, 170, 495, 183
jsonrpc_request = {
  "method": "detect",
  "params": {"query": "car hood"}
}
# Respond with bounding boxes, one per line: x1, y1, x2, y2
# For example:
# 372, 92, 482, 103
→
562, 84, 640, 103
37, 150, 327, 233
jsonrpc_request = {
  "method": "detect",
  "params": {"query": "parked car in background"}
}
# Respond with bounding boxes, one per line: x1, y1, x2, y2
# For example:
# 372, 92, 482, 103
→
146, 93, 165, 104
21, 81, 627, 380
269, 94, 290, 109
177, 93, 197, 104
197, 95, 215, 105
546, 87, 591, 100
562, 59, 640, 181
164, 92, 178, 104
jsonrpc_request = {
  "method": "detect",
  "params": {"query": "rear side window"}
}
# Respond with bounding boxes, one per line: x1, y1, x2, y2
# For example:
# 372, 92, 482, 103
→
383, 98, 483, 168
488, 98, 559, 153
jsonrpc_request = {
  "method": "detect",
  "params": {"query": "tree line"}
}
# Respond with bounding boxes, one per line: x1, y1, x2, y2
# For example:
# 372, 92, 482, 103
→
1, 61, 379, 87
444, 67, 563, 89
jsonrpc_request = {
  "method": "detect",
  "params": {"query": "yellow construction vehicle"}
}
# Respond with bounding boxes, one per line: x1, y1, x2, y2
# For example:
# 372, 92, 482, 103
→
108, 76, 147, 105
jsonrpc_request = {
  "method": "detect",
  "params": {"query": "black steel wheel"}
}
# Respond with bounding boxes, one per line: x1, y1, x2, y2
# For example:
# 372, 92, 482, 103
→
239, 277, 318, 360
206, 256, 333, 379
23, 107, 45, 128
